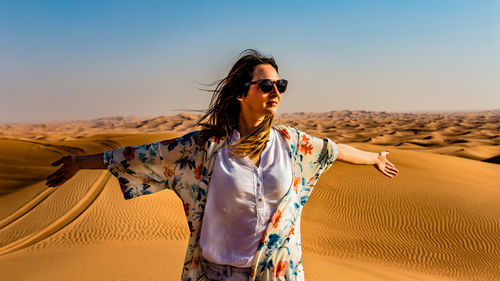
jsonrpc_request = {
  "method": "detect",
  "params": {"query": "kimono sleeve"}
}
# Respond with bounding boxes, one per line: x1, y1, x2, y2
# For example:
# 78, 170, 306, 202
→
103, 142, 169, 200
103, 131, 200, 200
293, 127, 338, 172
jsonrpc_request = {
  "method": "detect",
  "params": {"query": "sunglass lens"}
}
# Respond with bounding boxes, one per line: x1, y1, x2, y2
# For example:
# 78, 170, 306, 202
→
259, 80, 274, 93
277, 79, 287, 93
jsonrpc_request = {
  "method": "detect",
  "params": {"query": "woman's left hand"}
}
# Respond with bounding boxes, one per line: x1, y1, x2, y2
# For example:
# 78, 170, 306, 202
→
374, 151, 399, 178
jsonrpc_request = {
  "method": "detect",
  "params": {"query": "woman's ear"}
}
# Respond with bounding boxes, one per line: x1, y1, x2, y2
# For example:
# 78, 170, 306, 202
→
236, 94, 245, 102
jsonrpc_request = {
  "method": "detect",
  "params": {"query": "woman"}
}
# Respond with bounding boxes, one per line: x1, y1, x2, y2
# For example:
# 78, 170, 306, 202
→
45, 49, 399, 281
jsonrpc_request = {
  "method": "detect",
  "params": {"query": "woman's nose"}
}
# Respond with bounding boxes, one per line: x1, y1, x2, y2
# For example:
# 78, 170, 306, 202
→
271, 84, 281, 95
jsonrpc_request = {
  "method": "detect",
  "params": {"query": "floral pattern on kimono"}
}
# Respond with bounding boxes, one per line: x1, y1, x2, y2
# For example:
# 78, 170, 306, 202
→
103, 124, 338, 281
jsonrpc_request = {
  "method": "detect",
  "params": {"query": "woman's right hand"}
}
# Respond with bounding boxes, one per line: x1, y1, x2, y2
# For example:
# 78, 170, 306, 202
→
45, 155, 82, 188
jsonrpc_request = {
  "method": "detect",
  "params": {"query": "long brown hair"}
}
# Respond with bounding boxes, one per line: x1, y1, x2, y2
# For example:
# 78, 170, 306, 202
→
194, 49, 278, 158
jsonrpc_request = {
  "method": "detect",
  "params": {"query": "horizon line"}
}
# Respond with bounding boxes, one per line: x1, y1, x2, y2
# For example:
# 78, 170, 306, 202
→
2, 108, 499, 126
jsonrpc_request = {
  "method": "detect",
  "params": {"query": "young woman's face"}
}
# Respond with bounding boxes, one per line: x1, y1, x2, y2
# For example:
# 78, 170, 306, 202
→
238, 64, 282, 117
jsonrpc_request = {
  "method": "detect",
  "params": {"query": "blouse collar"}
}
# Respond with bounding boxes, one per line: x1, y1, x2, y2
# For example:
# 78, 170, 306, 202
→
228, 128, 275, 145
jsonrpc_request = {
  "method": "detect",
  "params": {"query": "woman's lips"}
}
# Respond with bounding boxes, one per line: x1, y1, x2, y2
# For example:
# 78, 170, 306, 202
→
267, 101, 278, 106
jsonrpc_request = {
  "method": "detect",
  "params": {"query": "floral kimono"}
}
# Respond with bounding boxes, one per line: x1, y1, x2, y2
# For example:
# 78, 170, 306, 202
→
103, 124, 339, 281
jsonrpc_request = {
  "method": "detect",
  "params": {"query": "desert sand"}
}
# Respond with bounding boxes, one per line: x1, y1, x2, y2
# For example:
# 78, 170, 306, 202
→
0, 110, 499, 281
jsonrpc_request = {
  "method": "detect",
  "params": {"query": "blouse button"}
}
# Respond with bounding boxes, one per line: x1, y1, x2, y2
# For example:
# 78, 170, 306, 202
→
257, 183, 261, 187
259, 198, 262, 202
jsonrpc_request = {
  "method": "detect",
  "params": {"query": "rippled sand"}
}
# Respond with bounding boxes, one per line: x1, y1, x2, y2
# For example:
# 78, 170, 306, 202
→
1, 110, 499, 281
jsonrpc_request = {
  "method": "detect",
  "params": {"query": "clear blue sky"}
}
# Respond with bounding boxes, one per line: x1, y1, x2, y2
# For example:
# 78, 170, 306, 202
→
1, 0, 499, 123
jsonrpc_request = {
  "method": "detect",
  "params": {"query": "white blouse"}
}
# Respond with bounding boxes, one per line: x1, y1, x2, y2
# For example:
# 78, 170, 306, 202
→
200, 127, 293, 268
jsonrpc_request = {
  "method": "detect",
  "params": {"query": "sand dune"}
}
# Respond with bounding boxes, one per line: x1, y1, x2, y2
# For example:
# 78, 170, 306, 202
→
1, 110, 499, 281
2, 110, 498, 163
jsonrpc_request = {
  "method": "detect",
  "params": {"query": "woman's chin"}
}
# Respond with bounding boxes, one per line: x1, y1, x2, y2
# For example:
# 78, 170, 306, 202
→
263, 107, 278, 116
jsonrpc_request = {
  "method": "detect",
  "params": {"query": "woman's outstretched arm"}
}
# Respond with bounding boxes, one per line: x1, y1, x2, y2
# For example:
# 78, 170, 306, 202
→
336, 144, 399, 178
45, 153, 105, 187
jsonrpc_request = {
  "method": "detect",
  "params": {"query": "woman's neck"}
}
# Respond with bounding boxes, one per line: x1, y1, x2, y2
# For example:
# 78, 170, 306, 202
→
238, 113, 266, 136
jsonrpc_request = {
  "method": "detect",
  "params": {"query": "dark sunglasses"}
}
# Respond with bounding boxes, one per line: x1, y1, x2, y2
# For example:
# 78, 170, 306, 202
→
244, 79, 288, 94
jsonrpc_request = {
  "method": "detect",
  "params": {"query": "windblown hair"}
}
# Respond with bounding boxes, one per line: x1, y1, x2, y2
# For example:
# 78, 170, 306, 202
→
194, 49, 278, 158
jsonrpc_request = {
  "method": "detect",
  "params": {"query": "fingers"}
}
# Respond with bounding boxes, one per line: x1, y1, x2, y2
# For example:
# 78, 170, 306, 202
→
45, 170, 60, 181
46, 156, 75, 187
379, 151, 399, 178
385, 160, 399, 173
46, 178, 60, 188
46, 176, 59, 187
51, 155, 71, 166
383, 170, 395, 178
45, 169, 64, 187
385, 165, 399, 177
46, 169, 65, 183
46, 170, 71, 187
51, 157, 64, 167
386, 162, 397, 170
387, 166, 399, 174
